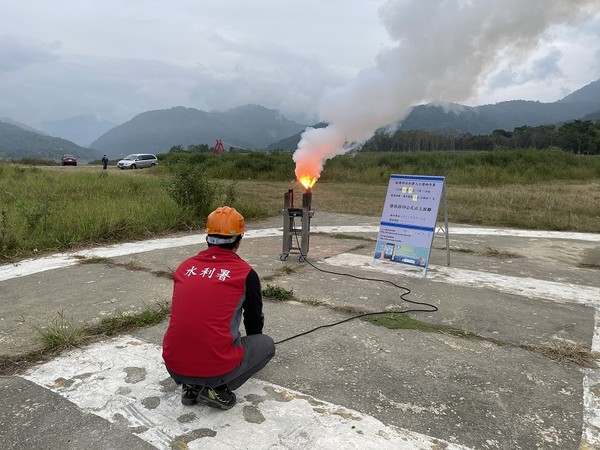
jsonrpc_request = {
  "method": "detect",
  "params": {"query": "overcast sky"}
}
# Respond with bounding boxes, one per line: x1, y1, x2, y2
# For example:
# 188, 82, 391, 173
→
1, 0, 600, 128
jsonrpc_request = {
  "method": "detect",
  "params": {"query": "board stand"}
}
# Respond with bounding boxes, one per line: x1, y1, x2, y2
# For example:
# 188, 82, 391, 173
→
430, 183, 450, 276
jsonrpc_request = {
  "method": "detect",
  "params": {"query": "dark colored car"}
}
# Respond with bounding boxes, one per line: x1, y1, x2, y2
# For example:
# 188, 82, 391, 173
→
62, 154, 77, 166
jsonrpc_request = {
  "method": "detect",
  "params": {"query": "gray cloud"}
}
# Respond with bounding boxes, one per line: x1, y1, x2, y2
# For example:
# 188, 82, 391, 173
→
530, 48, 564, 80
488, 48, 564, 89
0, 35, 59, 72
1, 47, 342, 126
0, 0, 598, 132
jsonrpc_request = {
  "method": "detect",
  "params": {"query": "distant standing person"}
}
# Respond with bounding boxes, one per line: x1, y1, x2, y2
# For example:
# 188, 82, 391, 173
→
162, 206, 275, 410
102, 155, 109, 170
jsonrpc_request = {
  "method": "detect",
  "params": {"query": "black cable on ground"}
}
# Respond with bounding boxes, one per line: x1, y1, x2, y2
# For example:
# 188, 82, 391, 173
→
273, 225, 438, 345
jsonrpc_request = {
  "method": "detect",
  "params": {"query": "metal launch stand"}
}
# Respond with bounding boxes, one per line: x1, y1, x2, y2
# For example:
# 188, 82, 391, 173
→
280, 188, 314, 262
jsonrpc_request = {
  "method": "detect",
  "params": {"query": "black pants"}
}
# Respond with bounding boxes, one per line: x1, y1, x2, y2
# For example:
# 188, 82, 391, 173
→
167, 334, 275, 391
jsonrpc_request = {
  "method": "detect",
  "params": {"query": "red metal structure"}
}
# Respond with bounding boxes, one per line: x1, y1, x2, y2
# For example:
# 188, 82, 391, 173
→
213, 139, 226, 154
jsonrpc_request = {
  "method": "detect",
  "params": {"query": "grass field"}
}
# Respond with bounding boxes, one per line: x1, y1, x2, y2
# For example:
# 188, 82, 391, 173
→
1, 149, 599, 262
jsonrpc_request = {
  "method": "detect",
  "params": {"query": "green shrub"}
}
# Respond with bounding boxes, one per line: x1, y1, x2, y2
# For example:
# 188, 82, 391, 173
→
165, 163, 221, 222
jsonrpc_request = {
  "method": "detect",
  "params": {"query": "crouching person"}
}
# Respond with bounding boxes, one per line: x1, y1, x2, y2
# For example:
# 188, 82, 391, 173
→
162, 206, 275, 410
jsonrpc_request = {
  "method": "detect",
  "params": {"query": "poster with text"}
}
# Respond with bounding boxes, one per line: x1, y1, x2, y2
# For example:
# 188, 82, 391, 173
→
373, 175, 445, 270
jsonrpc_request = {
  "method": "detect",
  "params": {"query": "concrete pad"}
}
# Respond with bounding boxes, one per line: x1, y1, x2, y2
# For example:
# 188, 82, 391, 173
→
1, 214, 599, 449
0, 264, 171, 356
23, 335, 468, 450
0, 375, 155, 450
134, 300, 588, 449
262, 259, 595, 346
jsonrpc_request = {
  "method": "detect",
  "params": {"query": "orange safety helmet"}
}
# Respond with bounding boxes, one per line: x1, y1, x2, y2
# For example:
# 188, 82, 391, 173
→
205, 206, 245, 244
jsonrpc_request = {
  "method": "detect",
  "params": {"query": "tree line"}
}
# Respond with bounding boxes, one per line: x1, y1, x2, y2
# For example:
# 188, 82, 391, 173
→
361, 119, 600, 154
165, 119, 600, 155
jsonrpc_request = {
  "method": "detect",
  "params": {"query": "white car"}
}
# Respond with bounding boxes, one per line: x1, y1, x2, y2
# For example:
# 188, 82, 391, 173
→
117, 154, 158, 170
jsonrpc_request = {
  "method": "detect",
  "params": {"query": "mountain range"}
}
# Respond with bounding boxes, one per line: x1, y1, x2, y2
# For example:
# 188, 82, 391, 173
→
89, 105, 307, 158
267, 79, 600, 150
0, 121, 102, 161
399, 79, 600, 134
1, 78, 600, 160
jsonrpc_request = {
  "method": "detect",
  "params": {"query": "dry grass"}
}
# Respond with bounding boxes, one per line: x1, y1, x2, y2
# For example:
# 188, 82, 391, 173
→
448, 182, 600, 232
478, 247, 522, 259
3, 166, 598, 264
579, 263, 600, 270
523, 340, 600, 368
234, 180, 600, 233
317, 232, 376, 242
234, 180, 388, 217
262, 264, 299, 281
77, 256, 175, 279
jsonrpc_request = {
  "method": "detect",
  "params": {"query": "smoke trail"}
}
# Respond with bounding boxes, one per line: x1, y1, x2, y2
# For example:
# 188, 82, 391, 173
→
293, 0, 600, 182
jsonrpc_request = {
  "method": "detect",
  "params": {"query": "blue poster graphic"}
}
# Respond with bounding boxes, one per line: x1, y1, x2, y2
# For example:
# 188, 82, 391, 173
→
373, 175, 445, 270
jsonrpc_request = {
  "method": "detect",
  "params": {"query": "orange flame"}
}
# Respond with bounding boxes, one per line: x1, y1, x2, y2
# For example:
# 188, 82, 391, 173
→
298, 175, 318, 189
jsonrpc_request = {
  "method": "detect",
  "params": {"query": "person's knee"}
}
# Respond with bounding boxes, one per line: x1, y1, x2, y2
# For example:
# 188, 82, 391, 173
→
260, 334, 276, 360
244, 333, 276, 359
259, 334, 276, 359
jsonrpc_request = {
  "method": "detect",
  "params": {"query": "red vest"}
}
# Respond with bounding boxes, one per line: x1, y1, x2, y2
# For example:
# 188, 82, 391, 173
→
162, 246, 251, 377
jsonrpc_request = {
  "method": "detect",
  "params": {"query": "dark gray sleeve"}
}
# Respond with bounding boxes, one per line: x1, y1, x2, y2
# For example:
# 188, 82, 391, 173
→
243, 268, 264, 335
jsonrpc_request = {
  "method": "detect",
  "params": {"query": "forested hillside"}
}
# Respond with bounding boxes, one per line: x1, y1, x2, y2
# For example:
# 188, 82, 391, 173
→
90, 105, 306, 158
399, 100, 600, 135
361, 120, 600, 154
0, 121, 102, 161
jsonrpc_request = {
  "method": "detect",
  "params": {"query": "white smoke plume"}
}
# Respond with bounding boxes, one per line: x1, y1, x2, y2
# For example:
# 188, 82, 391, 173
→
293, 0, 600, 183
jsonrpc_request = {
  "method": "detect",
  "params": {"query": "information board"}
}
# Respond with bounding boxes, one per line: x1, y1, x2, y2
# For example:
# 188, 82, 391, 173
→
373, 174, 445, 274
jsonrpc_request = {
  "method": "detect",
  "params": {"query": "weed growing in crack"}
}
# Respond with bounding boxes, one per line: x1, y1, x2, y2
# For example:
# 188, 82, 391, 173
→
26, 300, 172, 353
262, 284, 295, 301
26, 310, 87, 352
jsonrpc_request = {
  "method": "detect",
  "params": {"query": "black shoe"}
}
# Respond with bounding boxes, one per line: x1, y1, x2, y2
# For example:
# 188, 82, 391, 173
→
181, 384, 204, 406
197, 385, 236, 410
